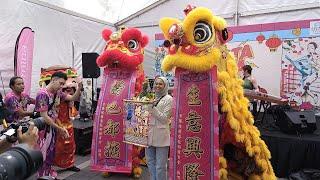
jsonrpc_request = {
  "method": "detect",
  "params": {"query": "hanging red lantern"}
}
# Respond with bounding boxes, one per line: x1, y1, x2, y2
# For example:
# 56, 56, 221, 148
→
265, 35, 282, 52
256, 33, 265, 44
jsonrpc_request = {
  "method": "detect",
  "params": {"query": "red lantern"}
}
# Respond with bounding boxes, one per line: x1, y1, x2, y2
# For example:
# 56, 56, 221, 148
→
265, 35, 282, 52
256, 33, 265, 44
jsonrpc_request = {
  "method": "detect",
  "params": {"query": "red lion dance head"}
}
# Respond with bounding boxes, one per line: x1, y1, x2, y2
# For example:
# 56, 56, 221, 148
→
96, 27, 149, 95
97, 27, 149, 69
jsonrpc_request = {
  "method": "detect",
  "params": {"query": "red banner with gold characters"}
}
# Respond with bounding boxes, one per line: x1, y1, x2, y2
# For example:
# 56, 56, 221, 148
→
170, 67, 219, 180
91, 69, 136, 173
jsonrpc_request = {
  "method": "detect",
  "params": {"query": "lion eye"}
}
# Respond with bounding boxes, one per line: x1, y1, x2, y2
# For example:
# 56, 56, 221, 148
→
193, 21, 212, 44
128, 40, 139, 50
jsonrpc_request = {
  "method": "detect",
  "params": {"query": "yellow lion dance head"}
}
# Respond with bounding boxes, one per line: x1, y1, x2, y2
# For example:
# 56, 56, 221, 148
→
160, 5, 229, 73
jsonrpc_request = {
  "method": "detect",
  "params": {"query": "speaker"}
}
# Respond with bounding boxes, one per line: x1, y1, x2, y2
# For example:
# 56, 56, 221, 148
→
73, 119, 93, 156
273, 105, 317, 134
82, 53, 100, 78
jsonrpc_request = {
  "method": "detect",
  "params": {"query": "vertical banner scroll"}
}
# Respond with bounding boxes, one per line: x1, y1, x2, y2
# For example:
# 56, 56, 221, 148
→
91, 69, 136, 173
170, 67, 219, 180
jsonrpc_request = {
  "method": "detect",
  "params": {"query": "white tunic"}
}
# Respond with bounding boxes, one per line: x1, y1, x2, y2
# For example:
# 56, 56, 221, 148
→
148, 94, 173, 147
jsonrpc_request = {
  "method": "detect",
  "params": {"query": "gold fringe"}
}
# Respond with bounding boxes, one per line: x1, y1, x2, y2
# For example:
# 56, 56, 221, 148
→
219, 156, 228, 180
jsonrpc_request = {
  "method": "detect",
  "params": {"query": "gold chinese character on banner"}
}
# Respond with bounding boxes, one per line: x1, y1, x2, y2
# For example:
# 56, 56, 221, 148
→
104, 120, 120, 137
187, 84, 202, 106
136, 114, 148, 126
184, 163, 204, 180
110, 80, 125, 96
106, 102, 121, 114
134, 105, 142, 117
104, 141, 120, 158
138, 125, 148, 137
185, 111, 202, 132
183, 137, 203, 159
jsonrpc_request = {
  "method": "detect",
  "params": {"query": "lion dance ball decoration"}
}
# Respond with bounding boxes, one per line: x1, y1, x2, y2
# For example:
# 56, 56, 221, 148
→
160, 5, 276, 180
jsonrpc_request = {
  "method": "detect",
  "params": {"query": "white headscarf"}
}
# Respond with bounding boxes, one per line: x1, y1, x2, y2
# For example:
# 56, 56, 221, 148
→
155, 76, 169, 99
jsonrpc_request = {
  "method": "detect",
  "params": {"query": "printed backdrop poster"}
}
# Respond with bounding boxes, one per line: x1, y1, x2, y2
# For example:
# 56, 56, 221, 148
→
91, 69, 136, 173
227, 19, 320, 110
281, 37, 320, 108
123, 100, 152, 147
170, 67, 219, 180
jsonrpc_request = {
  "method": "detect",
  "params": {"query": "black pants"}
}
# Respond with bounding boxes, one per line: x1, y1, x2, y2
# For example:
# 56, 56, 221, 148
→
250, 101, 258, 117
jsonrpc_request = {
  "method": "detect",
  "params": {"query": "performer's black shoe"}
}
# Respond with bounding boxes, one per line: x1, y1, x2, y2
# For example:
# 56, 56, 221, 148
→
66, 166, 81, 172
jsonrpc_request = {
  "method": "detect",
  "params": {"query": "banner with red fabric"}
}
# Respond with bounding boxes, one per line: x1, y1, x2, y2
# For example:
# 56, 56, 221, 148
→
170, 67, 219, 180
91, 69, 136, 173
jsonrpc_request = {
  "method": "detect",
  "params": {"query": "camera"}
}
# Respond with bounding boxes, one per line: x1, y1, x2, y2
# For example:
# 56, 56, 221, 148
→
0, 92, 46, 142
0, 93, 46, 179
0, 118, 47, 144
0, 143, 43, 180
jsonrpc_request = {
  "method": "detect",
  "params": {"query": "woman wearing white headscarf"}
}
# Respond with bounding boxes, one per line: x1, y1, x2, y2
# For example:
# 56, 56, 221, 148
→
146, 76, 173, 180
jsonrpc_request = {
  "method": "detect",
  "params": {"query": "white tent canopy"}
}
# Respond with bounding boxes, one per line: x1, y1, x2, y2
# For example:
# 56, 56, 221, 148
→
37, 0, 159, 23
0, 0, 114, 96
0, 0, 319, 96
116, 0, 320, 77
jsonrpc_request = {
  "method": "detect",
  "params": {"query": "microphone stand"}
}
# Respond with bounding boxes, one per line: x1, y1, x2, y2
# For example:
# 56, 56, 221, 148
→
0, 70, 6, 95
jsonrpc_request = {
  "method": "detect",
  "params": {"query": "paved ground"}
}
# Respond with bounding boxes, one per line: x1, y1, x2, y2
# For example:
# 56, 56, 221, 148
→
28, 154, 151, 180
27, 155, 289, 180
27, 153, 289, 180
59, 155, 150, 180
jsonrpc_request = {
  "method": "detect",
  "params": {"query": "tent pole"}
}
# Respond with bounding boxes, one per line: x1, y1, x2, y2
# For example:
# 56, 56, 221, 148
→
234, 0, 240, 26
